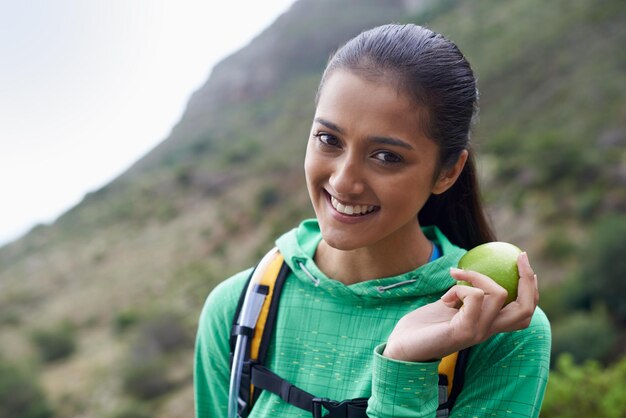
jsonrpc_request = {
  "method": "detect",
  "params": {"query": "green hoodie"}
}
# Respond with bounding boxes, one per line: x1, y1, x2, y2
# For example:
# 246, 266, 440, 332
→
194, 219, 551, 417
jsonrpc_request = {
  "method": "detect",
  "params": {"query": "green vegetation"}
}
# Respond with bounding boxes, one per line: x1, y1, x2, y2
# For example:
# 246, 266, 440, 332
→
542, 354, 626, 418
133, 312, 190, 355
112, 309, 141, 335
542, 215, 626, 367
0, 358, 52, 418
30, 322, 77, 363
0, 0, 624, 417
581, 216, 626, 323
120, 311, 191, 400
551, 306, 617, 365
122, 357, 174, 400
105, 401, 152, 418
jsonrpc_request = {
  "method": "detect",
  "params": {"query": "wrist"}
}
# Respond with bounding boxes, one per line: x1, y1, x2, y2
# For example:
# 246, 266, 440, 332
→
384, 341, 444, 363
382, 342, 404, 360
383, 342, 439, 362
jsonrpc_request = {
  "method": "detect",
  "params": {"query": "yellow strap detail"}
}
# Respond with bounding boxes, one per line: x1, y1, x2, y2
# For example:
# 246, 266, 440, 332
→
247, 249, 283, 401
250, 251, 284, 360
438, 351, 459, 396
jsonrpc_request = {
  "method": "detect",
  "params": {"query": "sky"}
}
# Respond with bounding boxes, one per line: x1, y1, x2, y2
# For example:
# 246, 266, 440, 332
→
0, 0, 297, 246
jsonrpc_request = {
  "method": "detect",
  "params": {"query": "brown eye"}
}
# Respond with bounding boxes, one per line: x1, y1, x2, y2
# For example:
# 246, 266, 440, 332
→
373, 151, 402, 164
316, 133, 339, 147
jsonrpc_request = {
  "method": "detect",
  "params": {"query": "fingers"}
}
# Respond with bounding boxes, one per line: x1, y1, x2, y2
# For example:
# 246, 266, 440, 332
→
449, 267, 509, 309
449, 267, 510, 340
440, 284, 483, 310
491, 252, 539, 332
450, 255, 540, 336
441, 282, 504, 344
517, 252, 539, 305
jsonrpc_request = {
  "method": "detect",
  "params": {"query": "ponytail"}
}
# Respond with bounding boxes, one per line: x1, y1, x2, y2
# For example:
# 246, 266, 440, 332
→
419, 151, 495, 250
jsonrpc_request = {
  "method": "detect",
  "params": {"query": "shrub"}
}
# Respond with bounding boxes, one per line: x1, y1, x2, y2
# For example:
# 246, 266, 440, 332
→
122, 358, 173, 400
120, 312, 190, 400
541, 229, 577, 261
550, 306, 616, 365
133, 312, 190, 356
539, 274, 593, 322
112, 309, 141, 335
524, 132, 591, 187
174, 165, 193, 187
581, 215, 626, 322
256, 185, 281, 210
106, 401, 152, 418
31, 321, 77, 363
0, 358, 53, 418
224, 139, 260, 164
541, 353, 626, 418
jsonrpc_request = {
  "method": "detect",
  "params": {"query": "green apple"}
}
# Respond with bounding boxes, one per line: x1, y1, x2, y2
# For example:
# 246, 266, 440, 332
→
457, 242, 522, 305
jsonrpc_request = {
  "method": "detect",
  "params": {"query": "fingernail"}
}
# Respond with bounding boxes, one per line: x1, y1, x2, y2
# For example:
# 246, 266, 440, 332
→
520, 251, 528, 262
450, 267, 463, 274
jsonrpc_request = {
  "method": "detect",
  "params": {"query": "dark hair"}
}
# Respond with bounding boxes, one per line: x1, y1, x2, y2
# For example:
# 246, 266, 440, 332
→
317, 23, 495, 249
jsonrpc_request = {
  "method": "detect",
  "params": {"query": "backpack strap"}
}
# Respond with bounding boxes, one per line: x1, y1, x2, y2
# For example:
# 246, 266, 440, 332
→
437, 347, 471, 416
251, 364, 368, 418
229, 247, 289, 417
439, 351, 460, 397
249, 348, 470, 417
250, 254, 289, 404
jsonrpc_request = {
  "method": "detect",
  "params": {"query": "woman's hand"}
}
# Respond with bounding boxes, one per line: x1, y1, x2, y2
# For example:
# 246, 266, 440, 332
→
383, 252, 539, 362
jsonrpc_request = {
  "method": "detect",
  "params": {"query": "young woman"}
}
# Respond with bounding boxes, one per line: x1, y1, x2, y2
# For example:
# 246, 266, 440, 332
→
194, 24, 551, 418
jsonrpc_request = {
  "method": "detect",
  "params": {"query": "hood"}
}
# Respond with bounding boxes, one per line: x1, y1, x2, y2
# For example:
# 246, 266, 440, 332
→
275, 219, 466, 304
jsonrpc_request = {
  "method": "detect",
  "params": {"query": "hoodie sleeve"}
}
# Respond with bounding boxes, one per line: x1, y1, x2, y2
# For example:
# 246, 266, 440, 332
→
367, 308, 551, 418
194, 268, 251, 418
367, 344, 441, 418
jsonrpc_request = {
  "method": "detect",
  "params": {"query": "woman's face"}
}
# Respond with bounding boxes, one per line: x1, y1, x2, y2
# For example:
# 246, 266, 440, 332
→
305, 70, 454, 252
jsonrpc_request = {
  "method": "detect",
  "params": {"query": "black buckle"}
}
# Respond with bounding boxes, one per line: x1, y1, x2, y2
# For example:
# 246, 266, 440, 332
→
312, 398, 340, 418
311, 397, 368, 418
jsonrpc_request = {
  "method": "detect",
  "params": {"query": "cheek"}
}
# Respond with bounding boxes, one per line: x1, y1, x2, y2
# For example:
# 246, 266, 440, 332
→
304, 147, 327, 184
303, 152, 315, 185
381, 174, 433, 211
303, 150, 323, 197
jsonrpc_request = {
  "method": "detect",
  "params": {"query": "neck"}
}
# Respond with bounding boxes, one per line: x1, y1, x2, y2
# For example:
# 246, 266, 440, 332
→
314, 225, 433, 285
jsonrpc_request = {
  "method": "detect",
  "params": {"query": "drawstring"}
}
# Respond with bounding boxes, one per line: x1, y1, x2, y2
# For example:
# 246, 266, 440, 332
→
297, 260, 417, 292
376, 279, 417, 293
297, 261, 320, 286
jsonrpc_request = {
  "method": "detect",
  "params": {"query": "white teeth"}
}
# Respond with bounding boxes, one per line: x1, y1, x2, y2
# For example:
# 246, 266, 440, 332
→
330, 196, 375, 216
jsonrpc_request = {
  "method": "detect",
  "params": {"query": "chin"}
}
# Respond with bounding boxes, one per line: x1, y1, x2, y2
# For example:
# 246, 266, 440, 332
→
319, 226, 367, 252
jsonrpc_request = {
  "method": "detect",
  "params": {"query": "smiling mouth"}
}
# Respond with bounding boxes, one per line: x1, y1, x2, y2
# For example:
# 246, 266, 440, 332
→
329, 194, 378, 216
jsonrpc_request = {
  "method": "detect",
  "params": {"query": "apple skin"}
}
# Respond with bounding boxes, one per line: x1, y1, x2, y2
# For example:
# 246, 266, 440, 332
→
457, 242, 522, 305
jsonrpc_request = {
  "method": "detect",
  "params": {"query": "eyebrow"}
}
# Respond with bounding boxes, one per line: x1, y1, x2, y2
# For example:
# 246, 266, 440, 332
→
369, 135, 414, 150
314, 117, 414, 150
315, 117, 343, 133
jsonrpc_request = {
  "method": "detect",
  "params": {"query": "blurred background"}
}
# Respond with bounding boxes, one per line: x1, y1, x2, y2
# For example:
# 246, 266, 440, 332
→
1, 0, 625, 417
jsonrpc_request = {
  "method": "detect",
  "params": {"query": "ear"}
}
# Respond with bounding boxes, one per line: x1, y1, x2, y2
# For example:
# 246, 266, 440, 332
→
432, 150, 469, 195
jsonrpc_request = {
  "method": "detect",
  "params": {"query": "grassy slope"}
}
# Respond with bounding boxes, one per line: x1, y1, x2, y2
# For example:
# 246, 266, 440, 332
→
0, 0, 624, 417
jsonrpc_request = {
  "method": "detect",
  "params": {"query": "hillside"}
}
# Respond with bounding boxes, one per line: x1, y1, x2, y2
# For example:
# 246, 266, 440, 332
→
1, 0, 625, 417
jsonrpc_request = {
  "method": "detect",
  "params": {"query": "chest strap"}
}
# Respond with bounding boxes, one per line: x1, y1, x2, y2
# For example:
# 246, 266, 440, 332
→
250, 362, 368, 418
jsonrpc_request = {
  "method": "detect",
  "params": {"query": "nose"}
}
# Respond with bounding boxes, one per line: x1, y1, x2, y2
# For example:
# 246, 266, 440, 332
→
329, 154, 365, 196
